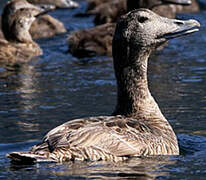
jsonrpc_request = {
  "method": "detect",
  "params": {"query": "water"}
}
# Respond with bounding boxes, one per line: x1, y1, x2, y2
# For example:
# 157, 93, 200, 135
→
0, 0, 206, 179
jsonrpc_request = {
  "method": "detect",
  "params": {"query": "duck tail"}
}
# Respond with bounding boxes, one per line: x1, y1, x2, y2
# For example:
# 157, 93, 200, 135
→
7, 152, 54, 163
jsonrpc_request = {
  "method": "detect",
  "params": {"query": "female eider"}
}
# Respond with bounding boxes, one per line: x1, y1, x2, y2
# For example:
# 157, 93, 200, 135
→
7, 9, 200, 162
68, 0, 192, 58
0, 8, 47, 70
0, 0, 76, 40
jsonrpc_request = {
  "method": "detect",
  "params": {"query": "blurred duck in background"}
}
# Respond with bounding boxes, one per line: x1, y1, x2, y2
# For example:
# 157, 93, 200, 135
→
68, 0, 194, 58
0, 0, 79, 40
0, 2, 51, 70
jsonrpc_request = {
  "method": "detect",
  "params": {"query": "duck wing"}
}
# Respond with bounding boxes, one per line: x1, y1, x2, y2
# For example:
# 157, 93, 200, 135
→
68, 23, 115, 58
0, 40, 42, 69
31, 116, 157, 157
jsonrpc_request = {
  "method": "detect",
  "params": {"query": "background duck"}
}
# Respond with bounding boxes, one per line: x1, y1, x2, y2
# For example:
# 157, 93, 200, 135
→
68, 23, 115, 58
68, 0, 192, 58
0, 0, 79, 40
7, 9, 200, 163
27, 0, 79, 9
29, 14, 67, 39
0, 7, 48, 70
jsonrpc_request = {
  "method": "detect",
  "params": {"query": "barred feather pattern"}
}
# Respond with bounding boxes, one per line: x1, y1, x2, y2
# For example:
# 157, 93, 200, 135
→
0, 39, 42, 68
21, 114, 179, 162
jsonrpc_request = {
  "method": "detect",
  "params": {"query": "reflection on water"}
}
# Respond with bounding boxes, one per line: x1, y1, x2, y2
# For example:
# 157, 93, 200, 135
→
0, 0, 206, 179
12, 64, 41, 132
32, 157, 173, 179
8, 156, 174, 179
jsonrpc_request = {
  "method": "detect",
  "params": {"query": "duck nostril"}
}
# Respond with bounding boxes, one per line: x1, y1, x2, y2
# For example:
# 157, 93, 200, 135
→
175, 21, 184, 25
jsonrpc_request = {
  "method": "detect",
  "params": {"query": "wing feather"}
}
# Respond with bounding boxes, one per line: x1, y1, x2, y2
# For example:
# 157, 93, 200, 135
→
31, 116, 158, 157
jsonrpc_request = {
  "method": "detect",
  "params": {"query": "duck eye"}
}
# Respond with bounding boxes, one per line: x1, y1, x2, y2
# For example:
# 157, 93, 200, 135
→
138, 16, 148, 23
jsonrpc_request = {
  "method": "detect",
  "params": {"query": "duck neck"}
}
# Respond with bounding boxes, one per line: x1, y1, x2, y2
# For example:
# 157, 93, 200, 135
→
13, 28, 33, 43
113, 46, 161, 117
2, 13, 33, 43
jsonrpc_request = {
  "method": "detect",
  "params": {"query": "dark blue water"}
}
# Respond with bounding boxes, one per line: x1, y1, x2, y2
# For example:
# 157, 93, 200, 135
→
1, 0, 206, 179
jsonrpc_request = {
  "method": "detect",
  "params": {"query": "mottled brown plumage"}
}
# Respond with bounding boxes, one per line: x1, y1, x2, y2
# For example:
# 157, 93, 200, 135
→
88, 0, 127, 25
0, 16, 66, 41
68, 23, 116, 57
7, 9, 200, 163
29, 15, 66, 39
0, 7, 43, 69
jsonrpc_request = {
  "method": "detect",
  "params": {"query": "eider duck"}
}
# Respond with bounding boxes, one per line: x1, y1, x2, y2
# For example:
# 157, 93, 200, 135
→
68, 0, 192, 58
0, 8, 46, 70
29, 14, 67, 39
68, 23, 116, 58
87, 0, 192, 25
27, 0, 79, 9
0, 0, 68, 40
7, 9, 200, 163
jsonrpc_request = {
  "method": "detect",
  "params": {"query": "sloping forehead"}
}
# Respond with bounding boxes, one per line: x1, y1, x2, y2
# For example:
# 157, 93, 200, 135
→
120, 9, 157, 23
12, 8, 37, 18
129, 9, 157, 18
6, 0, 37, 13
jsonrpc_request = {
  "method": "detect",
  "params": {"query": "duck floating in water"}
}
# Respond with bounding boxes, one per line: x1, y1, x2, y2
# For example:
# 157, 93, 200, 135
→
7, 9, 200, 163
1, 0, 53, 40
29, 14, 66, 39
27, 0, 79, 9
0, 0, 78, 40
0, 7, 48, 70
68, 0, 192, 58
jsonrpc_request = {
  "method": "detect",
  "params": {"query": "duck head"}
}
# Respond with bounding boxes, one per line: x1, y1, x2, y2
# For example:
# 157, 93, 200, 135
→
113, 9, 200, 61
6, 8, 48, 43
2, 0, 52, 15
127, 0, 191, 11
1, 0, 54, 42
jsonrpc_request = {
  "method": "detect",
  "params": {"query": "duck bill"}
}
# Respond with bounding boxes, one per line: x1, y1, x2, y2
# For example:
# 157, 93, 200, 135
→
35, 4, 56, 12
34, 5, 55, 17
162, 0, 192, 5
162, 19, 200, 40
